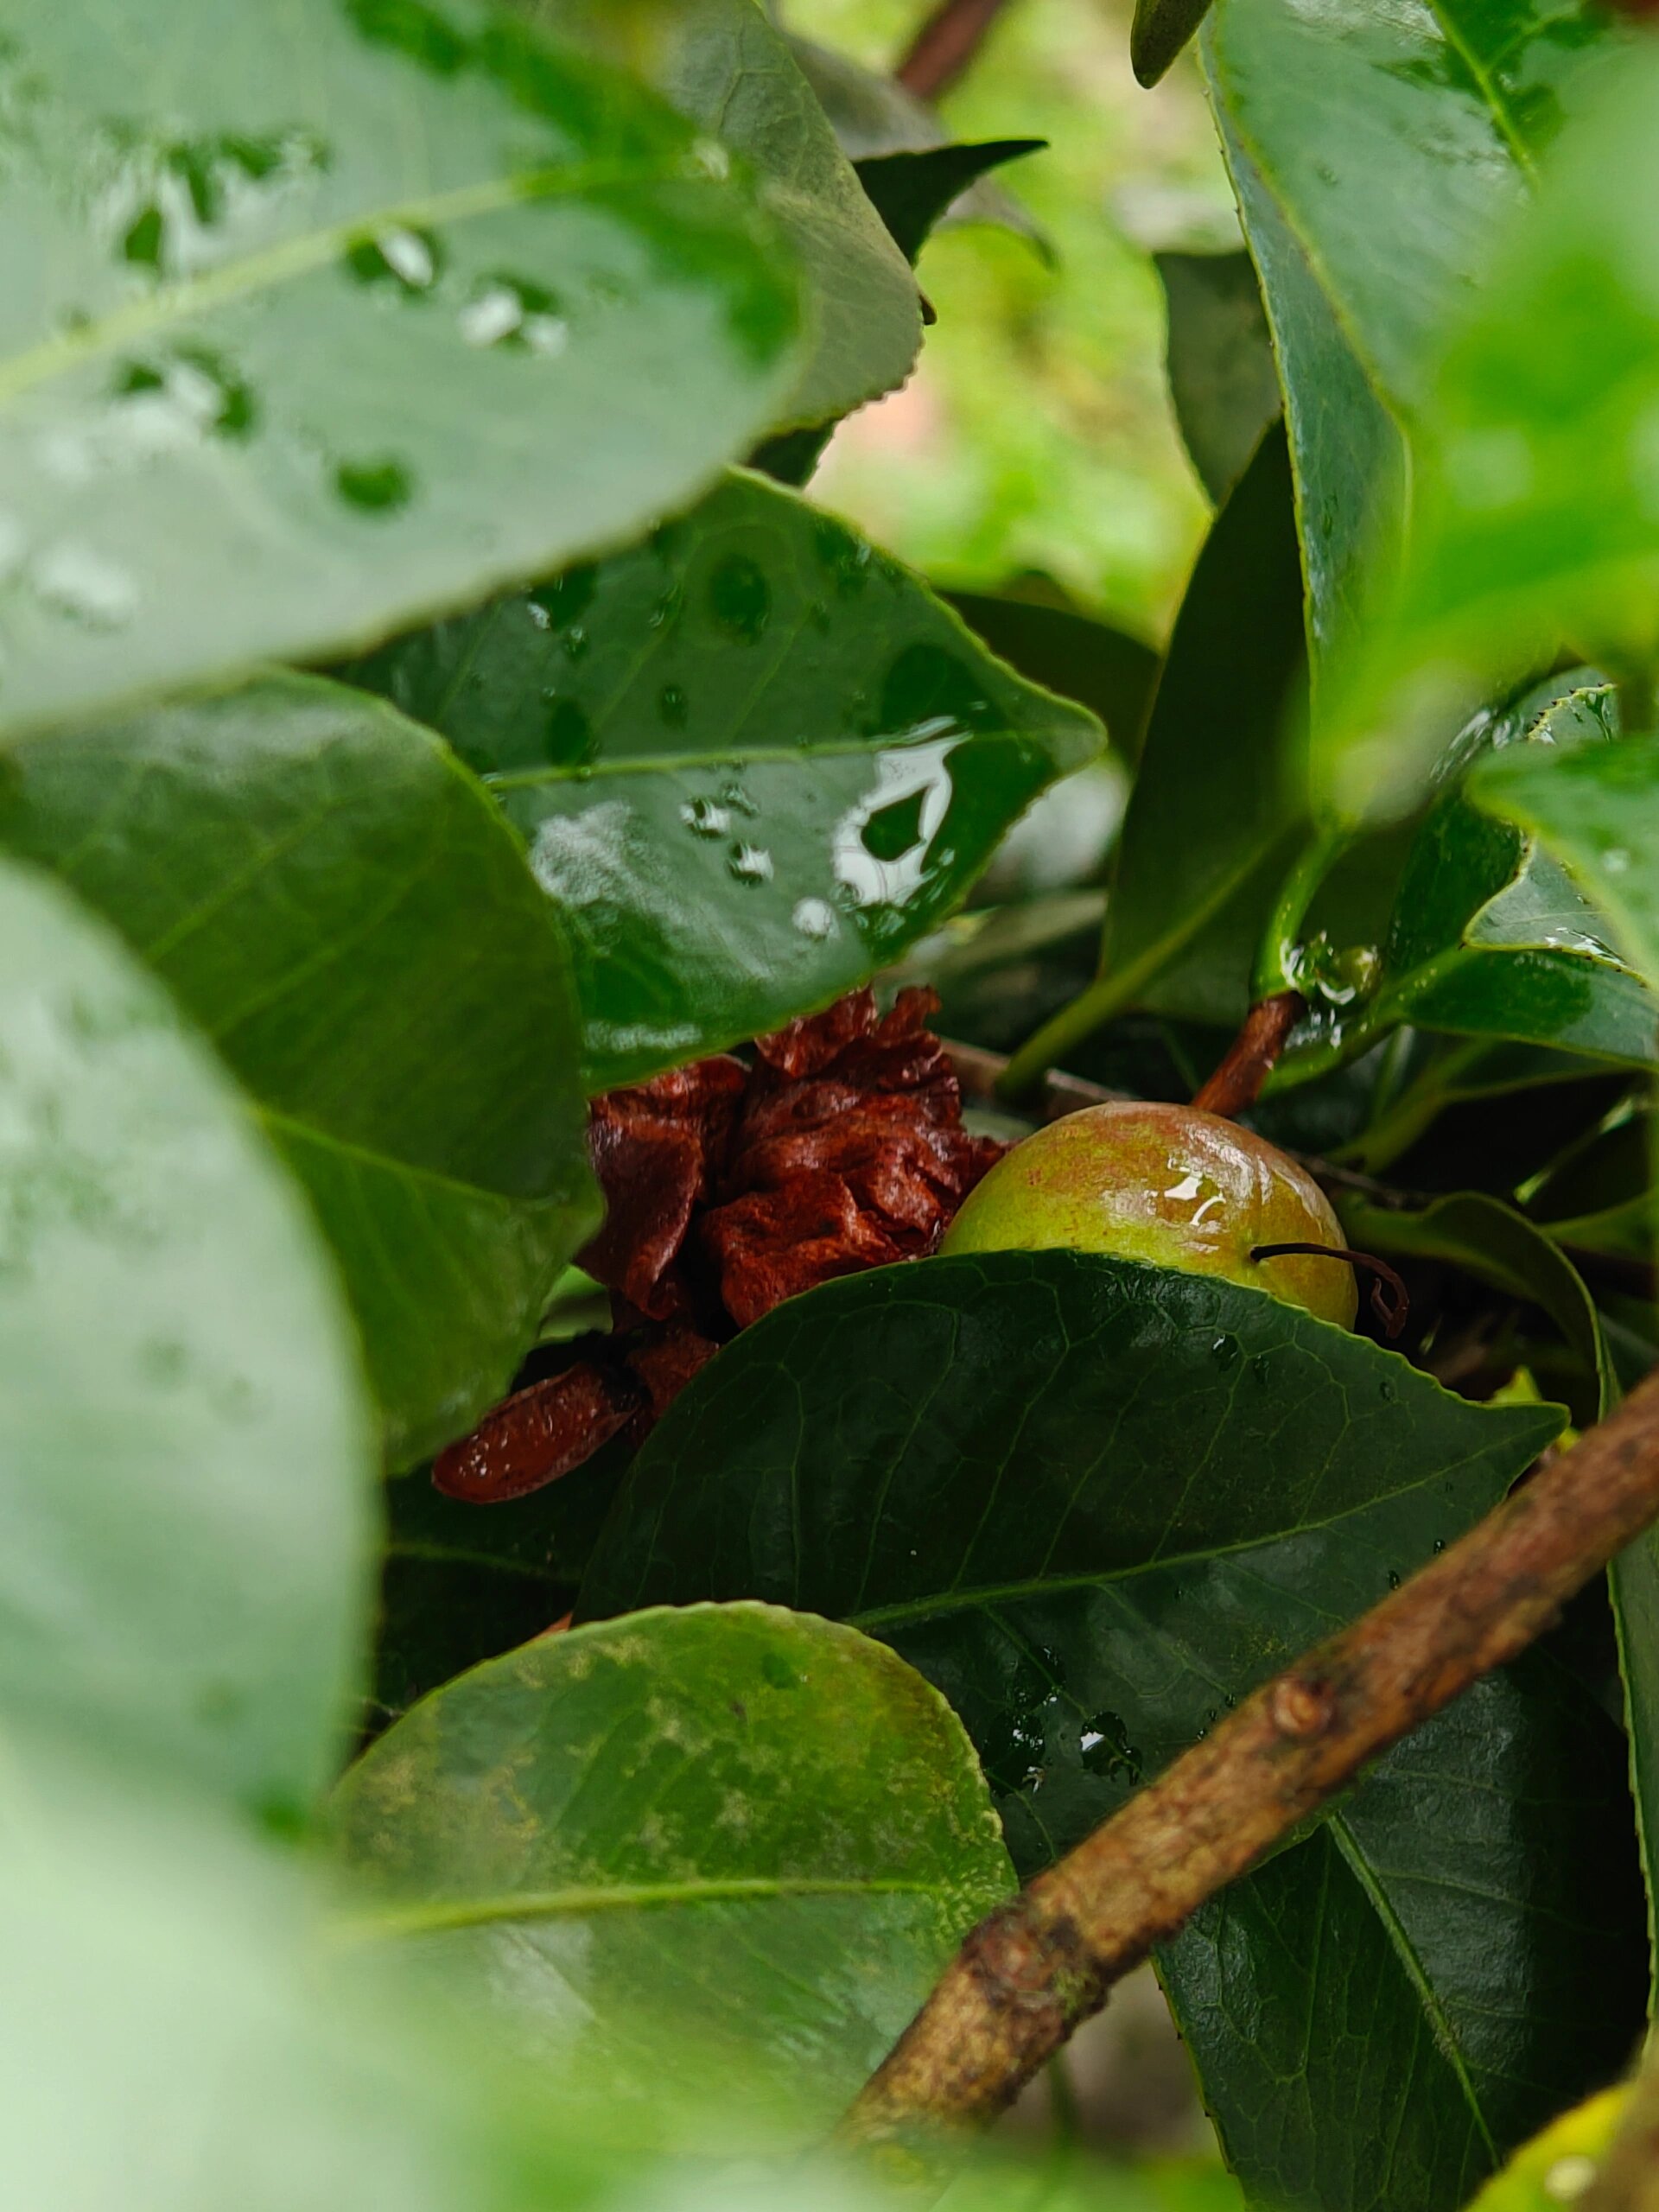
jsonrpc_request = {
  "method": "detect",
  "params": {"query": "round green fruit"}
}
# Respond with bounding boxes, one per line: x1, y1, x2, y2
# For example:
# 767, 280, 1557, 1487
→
942, 1101, 1357, 1329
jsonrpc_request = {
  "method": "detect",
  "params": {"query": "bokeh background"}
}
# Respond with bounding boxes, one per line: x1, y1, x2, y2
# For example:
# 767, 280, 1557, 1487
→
784, 0, 1236, 640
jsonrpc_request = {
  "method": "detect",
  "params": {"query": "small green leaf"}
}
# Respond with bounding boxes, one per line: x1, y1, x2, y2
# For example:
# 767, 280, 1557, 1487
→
517, 0, 922, 431
0, 856, 373, 1815
339, 469, 1102, 1089
1132, 0, 1216, 90
0, 672, 597, 1468
855, 142, 1045, 269
0, 0, 803, 741
1154, 249, 1280, 510
333, 1602, 1014, 2145
1339, 1190, 1613, 1425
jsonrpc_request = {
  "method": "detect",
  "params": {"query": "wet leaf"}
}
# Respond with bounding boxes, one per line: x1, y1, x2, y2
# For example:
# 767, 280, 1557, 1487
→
575, 1249, 1640, 2210
339, 469, 1101, 1089
1274, 679, 1657, 1090
0, 672, 597, 1469
1095, 423, 1308, 1028
0, 857, 373, 1816
519, 0, 920, 431
0, 0, 801, 741
333, 1602, 1014, 2145
1154, 249, 1280, 510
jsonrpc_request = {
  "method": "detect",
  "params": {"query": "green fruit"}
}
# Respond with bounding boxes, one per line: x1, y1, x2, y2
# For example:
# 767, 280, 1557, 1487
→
942, 1101, 1357, 1328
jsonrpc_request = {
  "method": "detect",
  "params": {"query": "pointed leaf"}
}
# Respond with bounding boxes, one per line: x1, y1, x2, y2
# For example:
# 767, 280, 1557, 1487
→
1154, 248, 1280, 510
0, 857, 373, 1815
333, 1602, 1014, 2145
518, 0, 922, 430
339, 469, 1102, 1089
944, 593, 1160, 766
1132, 0, 1216, 90
0, 673, 596, 1468
0, 0, 804, 742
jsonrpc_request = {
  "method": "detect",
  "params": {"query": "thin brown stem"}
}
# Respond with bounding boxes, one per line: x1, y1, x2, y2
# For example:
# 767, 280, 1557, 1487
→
896, 0, 1018, 99
1191, 991, 1305, 1118
839, 1367, 1659, 2152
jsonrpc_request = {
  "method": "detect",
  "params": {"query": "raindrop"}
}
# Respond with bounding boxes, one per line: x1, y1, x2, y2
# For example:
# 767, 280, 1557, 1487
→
562, 625, 589, 664
347, 225, 440, 293
1379, 1378, 1397, 1402
458, 274, 568, 353
527, 566, 595, 633
1602, 847, 1632, 875
334, 456, 413, 513
1079, 1711, 1141, 1783
459, 284, 523, 347
543, 697, 594, 766
728, 843, 773, 884
1250, 1353, 1271, 1384
658, 683, 689, 728
679, 798, 729, 839
791, 897, 836, 939
1433, 1538, 1446, 1554
1211, 1333, 1240, 1371
721, 780, 760, 817
709, 554, 771, 645
1388, 1569, 1402, 1590
647, 587, 683, 632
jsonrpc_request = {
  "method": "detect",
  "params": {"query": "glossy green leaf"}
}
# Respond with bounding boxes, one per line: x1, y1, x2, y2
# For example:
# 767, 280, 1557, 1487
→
1273, 680, 1657, 1090
0, 672, 597, 1468
1065, 423, 1307, 1045
1202, 0, 1616, 422
580, 1251, 1560, 1864
0, 856, 373, 1816
0, 0, 804, 743
1154, 250, 1279, 510
517, 0, 920, 431
576, 1250, 1640, 2210
1205, 111, 1406, 686
334, 1602, 1014, 2144
946, 592, 1160, 765
1161, 1649, 1643, 2212
340, 469, 1102, 1089
1473, 725, 1659, 1000
1340, 1190, 1612, 1425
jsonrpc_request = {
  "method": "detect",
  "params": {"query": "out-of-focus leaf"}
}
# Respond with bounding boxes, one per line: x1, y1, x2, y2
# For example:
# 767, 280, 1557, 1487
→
1527, 1108, 1656, 1267
0, 674, 596, 1469
1462, 2089, 1628, 2212
577, 1250, 1637, 2210
0, 0, 803, 742
1273, 681, 1657, 1092
1340, 1190, 1613, 1425
1154, 249, 1280, 509
334, 1603, 1014, 2146
947, 590, 1160, 762
340, 470, 1101, 1090
0, 858, 372, 1818
785, 34, 1049, 256
520, 0, 920, 432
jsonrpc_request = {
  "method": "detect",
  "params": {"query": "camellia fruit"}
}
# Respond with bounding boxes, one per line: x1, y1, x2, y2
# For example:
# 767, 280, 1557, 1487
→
942, 1101, 1357, 1328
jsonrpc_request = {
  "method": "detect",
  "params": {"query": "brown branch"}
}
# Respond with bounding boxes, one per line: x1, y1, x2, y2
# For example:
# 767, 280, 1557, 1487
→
896, 0, 1018, 100
1190, 990, 1305, 1117
839, 1365, 1659, 2152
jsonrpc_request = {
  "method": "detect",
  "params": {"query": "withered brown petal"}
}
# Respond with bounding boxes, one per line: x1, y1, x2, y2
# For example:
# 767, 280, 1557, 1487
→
580, 1055, 746, 1320
431, 1361, 643, 1503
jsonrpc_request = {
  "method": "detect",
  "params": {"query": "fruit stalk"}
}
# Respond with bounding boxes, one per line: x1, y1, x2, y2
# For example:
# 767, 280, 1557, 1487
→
838, 1364, 1659, 2157
1190, 988, 1305, 1116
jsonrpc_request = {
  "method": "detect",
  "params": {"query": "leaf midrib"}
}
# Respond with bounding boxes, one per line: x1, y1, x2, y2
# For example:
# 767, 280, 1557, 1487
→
486, 728, 1038, 792
845, 1446, 1501, 1636
343, 1872, 949, 1941
0, 158, 688, 410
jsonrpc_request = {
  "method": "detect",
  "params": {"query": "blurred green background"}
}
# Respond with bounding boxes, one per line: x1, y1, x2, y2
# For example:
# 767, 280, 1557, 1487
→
780, 0, 1238, 640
